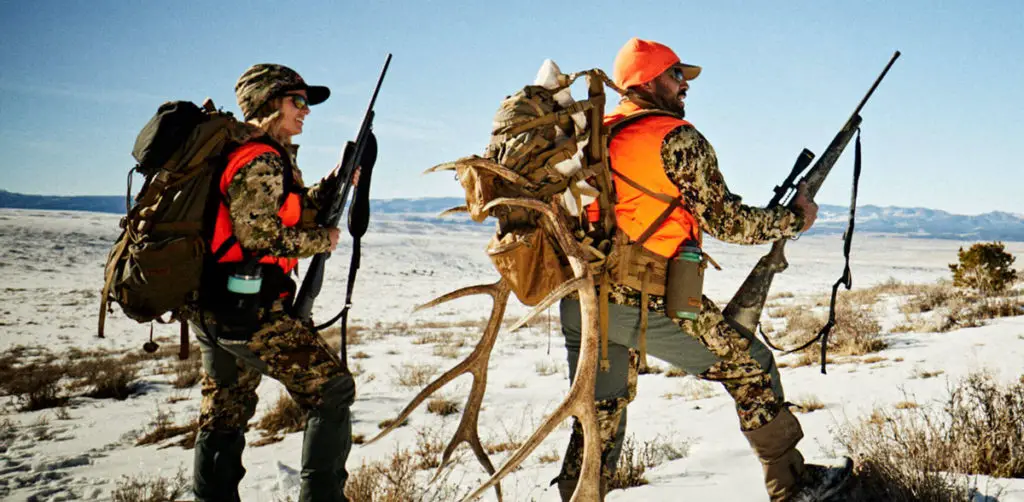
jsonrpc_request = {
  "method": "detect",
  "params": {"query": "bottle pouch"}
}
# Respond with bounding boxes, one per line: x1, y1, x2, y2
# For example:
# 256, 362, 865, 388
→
664, 245, 705, 320
214, 260, 264, 340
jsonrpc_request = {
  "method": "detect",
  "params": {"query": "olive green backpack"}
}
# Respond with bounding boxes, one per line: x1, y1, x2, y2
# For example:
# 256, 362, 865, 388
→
98, 99, 261, 356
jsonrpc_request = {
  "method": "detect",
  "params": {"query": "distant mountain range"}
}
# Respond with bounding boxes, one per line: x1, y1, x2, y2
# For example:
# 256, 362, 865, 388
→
2, 189, 1022, 241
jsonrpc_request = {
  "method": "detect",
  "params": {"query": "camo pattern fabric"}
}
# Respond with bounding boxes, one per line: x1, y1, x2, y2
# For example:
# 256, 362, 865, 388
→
592, 123, 801, 430
606, 286, 781, 430
556, 350, 641, 482
199, 358, 262, 431
195, 300, 352, 431
235, 64, 325, 120
661, 124, 805, 245
246, 300, 350, 410
226, 151, 332, 258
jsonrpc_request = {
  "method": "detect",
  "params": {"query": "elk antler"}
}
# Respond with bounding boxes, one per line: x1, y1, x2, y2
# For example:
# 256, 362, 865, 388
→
370, 196, 604, 502
440, 205, 470, 217
455, 197, 602, 502
506, 276, 588, 332
367, 279, 512, 501
426, 156, 534, 187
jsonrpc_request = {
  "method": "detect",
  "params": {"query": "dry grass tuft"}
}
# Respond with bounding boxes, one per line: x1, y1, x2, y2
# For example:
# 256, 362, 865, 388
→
66, 354, 143, 401
638, 363, 663, 375
414, 427, 445, 470
662, 378, 718, 400
252, 392, 306, 444
892, 280, 1024, 333
534, 359, 560, 377
136, 409, 198, 450
664, 367, 688, 378
608, 434, 690, 489
393, 363, 437, 387
772, 295, 886, 363
378, 418, 409, 430
912, 369, 945, 380
838, 372, 1022, 500
84, 362, 141, 400
344, 447, 469, 501
426, 397, 460, 416
321, 325, 368, 351
792, 395, 825, 413
111, 468, 189, 502
432, 343, 462, 359
171, 356, 202, 389
1, 362, 68, 411
412, 331, 454, 345
485, 440, 523, 455
538, 449, 561, 464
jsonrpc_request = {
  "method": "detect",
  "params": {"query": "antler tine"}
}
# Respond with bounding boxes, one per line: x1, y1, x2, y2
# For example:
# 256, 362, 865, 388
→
439, 206, 469, 217
465, 197, 604, 502
413, 281, 504, 313
369, 279, 512, 501
507, 276, 587, 332
424, 159, 463, 174
429, 281, 511, 498
482, 198, 578, 258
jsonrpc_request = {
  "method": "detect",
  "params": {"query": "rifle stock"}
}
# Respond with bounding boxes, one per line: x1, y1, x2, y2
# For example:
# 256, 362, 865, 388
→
292, 54, 392, 322
722, 51, 899, 337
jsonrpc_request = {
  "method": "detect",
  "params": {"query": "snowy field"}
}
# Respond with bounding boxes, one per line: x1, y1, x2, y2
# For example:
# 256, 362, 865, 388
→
2, 207, 1024, 501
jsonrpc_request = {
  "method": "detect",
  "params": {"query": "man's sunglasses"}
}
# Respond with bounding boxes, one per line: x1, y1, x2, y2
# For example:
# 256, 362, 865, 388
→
284, 93, 309, 110
670, 66, 687, 83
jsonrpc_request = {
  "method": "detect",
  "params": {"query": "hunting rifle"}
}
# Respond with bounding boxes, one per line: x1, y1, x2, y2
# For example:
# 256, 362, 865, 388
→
293, 54, 391, 362
722, 51, 900, 345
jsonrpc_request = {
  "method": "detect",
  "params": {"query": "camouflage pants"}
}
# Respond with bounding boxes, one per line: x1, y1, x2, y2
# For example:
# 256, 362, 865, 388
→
556, 294, 785, 482
191, 300, 355, 432
189, 300, 356, 502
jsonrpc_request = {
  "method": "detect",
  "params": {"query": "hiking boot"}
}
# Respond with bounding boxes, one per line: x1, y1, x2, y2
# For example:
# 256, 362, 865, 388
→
742, 407, 806, 501
789, 457, 854, 502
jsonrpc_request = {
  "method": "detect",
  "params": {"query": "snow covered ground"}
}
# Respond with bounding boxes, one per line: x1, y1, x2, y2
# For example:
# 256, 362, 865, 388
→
1, 207, 1023, 501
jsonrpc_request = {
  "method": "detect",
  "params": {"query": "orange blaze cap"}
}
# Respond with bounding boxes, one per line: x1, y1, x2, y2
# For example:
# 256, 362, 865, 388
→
613, 38, 701, 89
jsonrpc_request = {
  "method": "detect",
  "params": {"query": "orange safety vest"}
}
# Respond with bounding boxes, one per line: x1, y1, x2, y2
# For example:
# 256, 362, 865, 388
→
589, 102, 701, 258
210, 142, 303, 274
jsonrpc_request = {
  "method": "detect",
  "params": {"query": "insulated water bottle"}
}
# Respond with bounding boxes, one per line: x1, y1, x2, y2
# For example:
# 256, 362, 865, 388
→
665, 245, 704, 320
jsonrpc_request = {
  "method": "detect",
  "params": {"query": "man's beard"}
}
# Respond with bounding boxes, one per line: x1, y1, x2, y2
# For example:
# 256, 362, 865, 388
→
631, 81, 686, 117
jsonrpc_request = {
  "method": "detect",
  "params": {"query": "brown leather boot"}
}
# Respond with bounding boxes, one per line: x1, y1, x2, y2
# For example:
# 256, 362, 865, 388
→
556, 477, 608, 501
742, 407, 806, 502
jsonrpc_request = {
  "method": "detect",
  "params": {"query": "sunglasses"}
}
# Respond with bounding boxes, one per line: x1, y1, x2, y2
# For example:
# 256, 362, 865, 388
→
670, 66, 687, 83
284, 93, 309, 110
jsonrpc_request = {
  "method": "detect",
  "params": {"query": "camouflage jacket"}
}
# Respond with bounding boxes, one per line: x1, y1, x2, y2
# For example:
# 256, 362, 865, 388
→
225, 143, 333, 259
607, 124, 804, 310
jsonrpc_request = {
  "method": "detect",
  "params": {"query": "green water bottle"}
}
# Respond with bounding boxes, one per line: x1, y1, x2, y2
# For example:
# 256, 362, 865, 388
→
665, 245, 704, 320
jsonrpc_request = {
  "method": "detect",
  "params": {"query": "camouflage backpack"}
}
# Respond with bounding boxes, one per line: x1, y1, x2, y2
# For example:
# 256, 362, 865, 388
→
98, 99, 262, 353
433, 61, 629, 306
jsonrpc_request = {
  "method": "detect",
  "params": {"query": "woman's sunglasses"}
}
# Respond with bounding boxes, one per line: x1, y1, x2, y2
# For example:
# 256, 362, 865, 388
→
284, 93, 309, 110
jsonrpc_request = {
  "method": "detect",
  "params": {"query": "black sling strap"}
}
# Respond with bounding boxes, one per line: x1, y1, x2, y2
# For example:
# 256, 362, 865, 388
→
761, 129, 863, 374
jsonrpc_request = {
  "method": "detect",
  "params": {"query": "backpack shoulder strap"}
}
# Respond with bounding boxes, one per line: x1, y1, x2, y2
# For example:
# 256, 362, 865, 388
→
605, 109, 688, 245
608, 109, 682, 137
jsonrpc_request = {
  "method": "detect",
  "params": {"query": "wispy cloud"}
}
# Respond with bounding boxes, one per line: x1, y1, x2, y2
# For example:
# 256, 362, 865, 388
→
0, 79, 166, 104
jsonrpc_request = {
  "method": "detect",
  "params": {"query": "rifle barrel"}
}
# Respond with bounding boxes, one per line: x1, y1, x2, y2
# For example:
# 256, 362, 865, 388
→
847, 51, 900, 125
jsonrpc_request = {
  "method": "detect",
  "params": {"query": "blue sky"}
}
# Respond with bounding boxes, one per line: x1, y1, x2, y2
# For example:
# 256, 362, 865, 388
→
1, 1, 1021, 215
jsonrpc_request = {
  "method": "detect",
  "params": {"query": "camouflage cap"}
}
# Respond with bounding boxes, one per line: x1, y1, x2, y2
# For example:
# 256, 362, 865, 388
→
235, 64, 330, 120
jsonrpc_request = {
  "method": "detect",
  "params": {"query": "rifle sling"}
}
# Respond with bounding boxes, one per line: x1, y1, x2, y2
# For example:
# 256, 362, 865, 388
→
762, 129, 863, 374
